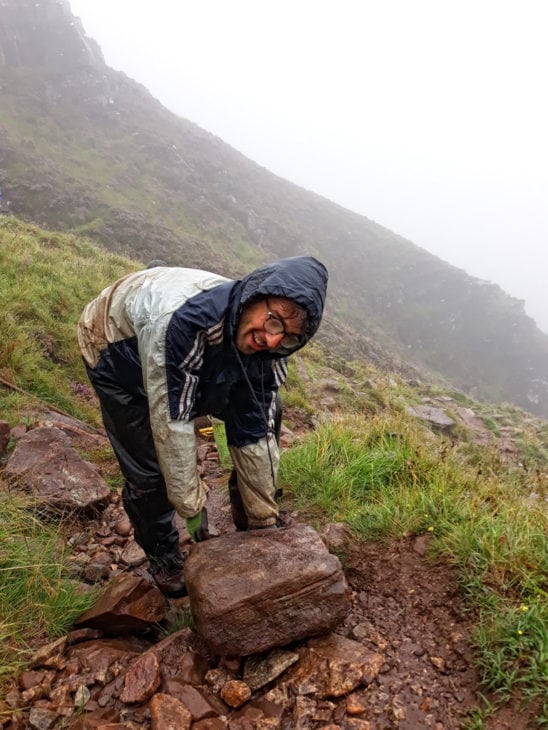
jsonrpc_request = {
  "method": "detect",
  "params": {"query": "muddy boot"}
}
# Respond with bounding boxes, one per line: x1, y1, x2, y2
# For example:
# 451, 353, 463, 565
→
228, 469, 248, 531
151, 562, 187, 598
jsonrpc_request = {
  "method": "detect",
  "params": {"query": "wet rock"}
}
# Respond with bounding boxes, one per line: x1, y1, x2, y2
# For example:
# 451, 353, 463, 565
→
406, 406, 455, 432
37, 411, 108, 452
285, 634, 385, 698
120, 652, 161, 704
351, 621, 388, 651
29, 637, 68, 669
114, 517, 132, 537
18, 671, 48, 691
67, 637, 151, 677
149, 692, 192, 729
75, 574, 167, 634
66, 708, 120, 728
454, 407, 493, 445
220, 680, 251, 708
185, 525, 350, 656
28, 707, 57, 729
228, 699, 284, 729
4, 426, 110, 510
145, 628, 204, 683
346, 692, 368, 715
318, 522, 353, 553
243, 648, 299, 691
193, 719, 228, 730
119, 540, 147, 568
161, 682, 227, 721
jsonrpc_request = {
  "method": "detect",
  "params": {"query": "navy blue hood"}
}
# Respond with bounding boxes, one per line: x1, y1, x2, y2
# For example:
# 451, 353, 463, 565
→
228, 256, 328, 350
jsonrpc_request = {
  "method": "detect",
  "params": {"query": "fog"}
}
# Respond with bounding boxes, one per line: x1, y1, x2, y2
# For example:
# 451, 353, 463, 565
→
68, 0, 548, 333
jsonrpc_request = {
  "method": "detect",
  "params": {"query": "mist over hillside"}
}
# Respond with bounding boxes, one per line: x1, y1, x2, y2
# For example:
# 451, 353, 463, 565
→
0, 0, 547, 417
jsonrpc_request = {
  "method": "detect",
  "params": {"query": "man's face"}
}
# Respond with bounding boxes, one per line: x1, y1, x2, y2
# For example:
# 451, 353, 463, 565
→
235, 297, 306, 355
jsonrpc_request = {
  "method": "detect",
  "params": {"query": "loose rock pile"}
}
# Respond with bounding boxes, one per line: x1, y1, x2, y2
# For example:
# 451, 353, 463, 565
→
0, 413, 487, 728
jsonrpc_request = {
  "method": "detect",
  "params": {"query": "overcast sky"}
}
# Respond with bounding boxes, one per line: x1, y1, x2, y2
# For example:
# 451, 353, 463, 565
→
68, 0, 548, 333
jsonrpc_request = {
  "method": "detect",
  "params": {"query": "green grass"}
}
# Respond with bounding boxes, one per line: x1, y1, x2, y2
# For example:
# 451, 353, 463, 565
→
279, 413, 547, 717
0, 493, 97, 678
0, 215, 138, 425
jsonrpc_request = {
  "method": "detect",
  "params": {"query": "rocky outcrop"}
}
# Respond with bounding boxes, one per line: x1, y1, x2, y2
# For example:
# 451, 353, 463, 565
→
0, 0, 104, 69
4, 425, 110, 510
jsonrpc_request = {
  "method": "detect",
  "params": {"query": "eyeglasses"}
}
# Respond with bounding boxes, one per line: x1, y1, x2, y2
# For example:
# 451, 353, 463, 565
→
264, 300, 305, 350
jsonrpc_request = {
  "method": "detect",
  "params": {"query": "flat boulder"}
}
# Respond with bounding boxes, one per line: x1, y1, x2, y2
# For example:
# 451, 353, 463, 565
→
4, 426, 110, 510
75, 573, 168, 634
185, 524, 350, 656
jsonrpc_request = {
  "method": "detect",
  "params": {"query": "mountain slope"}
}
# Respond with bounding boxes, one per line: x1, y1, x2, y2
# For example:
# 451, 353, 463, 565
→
0, 0, 547, 416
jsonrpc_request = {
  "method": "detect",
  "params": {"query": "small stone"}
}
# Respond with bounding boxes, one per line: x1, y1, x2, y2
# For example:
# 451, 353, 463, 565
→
149, 693, 192, 730
115, 517, 132, 537
220, 680, 251, 708
346, 692, 368, 715
28, 707, 58, 730
120, 652, 161, 704
74, 684, 91, 708
430, 656, 446, 671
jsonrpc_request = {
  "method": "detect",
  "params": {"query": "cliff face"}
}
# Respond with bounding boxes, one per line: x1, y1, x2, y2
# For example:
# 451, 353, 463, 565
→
0, 0, 103, 69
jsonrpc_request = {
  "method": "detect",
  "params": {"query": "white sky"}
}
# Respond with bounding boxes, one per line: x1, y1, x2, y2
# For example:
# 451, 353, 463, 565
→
68, 0, 548, 333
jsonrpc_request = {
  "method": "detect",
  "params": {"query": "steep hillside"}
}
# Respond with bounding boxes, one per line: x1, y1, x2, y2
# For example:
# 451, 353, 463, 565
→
1, 0, 547, 416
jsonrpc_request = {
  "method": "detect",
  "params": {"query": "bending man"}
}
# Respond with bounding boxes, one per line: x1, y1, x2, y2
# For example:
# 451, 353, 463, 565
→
77, 255, 328, 596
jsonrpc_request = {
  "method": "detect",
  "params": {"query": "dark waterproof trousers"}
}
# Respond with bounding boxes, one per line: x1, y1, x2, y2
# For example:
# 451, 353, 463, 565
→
85, 353, 183, 575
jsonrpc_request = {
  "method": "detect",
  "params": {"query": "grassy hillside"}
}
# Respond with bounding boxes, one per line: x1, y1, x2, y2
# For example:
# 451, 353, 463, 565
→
0, 15, 547, 417
0, 216, 545, 722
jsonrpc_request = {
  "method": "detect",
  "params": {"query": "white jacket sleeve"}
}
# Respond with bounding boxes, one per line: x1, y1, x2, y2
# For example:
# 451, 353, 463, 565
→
137, 316, 207, 519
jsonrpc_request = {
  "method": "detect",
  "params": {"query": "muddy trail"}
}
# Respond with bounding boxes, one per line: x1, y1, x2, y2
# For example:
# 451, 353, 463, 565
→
0, 417, 536, 729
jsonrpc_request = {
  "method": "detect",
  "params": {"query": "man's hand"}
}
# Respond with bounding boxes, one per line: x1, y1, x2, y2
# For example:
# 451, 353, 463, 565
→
186, 508, 211, 542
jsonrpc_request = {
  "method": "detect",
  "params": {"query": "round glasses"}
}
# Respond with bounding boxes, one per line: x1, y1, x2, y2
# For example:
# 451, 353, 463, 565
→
263, 302, 305, 350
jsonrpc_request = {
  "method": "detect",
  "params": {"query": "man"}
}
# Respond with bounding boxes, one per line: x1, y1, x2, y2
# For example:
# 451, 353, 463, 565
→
77, 255, 328, 596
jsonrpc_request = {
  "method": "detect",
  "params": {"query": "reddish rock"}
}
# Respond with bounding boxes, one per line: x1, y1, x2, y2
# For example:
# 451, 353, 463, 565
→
120, 652, 161, 704
149, 693, 192, 730
228, 699, 284, 729
4, 426, 110, 510
192, 719, 228, 730
185, 524, 350, 656
285, 634, 385, 698
67, 637, 150, 676
10, 423, 28, 441
37, 411, 108, 451
65, 708, 120, 728
220, 680, 251, 708
29, 637, 68, 669
146, 629, 206, 683
114, 517, 132, 537
75, 574, 167, 634
161, 682, 227, 721
18, 671, 47, 691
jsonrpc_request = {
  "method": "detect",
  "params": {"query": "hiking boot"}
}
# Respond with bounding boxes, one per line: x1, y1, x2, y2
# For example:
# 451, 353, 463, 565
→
152, 565, 187, 598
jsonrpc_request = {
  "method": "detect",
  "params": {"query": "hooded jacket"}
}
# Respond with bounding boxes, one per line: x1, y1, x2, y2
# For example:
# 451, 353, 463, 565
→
77, 256, 328, 521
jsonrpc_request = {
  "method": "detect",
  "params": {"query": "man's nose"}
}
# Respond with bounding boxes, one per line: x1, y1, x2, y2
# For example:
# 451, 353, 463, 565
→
264, 331, 284, 349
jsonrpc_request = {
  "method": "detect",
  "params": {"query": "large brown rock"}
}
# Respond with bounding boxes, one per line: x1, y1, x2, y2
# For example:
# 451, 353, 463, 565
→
185, 525, 350, 656
4, 426, 110, 510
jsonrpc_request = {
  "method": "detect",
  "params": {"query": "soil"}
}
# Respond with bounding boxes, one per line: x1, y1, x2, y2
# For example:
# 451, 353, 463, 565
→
1, 411, 541, 729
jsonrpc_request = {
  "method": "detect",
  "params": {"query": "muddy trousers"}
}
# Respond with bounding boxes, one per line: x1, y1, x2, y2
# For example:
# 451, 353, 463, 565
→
228, 395, 283, 531
85, 360, 183, 575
